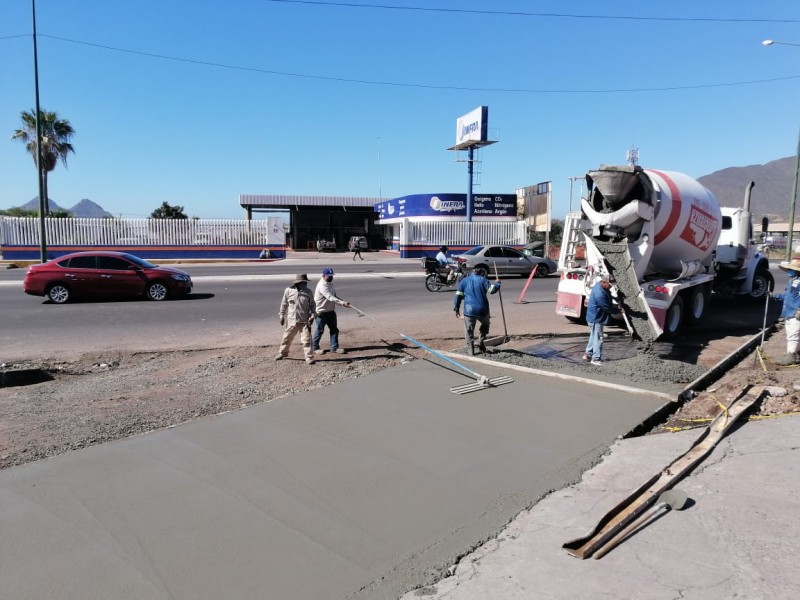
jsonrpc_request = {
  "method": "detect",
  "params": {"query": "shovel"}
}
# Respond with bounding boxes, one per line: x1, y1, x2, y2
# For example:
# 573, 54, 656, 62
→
483, 263, 510, 347
593, 489, 689, 559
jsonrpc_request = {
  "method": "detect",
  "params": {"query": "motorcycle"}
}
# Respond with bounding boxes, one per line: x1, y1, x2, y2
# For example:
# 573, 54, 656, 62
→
421, 257, 465, 292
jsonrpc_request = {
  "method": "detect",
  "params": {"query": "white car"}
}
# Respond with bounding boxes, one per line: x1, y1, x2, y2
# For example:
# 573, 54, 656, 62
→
453, 245, 557, 277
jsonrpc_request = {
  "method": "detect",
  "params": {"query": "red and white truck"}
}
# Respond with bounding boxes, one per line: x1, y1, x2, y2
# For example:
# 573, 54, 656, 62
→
556, 165, 773, 341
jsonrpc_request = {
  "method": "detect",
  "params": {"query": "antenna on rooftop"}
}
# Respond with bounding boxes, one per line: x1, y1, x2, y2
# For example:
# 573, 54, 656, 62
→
626, 146, 639, 166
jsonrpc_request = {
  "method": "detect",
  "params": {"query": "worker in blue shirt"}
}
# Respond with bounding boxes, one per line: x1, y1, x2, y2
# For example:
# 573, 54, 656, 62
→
582, 273, 623, 366
454, 266, 501, 355
773, 258, 800, 365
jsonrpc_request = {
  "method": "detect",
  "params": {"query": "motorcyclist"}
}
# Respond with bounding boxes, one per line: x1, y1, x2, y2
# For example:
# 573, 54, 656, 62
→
436, 245, 457, 283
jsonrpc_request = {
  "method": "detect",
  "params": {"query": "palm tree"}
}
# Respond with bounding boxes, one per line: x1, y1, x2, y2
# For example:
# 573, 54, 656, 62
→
11, 109, 75, 215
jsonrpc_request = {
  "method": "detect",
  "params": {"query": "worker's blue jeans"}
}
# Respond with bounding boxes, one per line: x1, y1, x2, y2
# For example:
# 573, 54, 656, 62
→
313, 310, 339, 351
584, 321, 604, 360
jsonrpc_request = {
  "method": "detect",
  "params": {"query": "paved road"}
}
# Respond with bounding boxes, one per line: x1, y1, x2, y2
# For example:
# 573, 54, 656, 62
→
1, 253, 569, 362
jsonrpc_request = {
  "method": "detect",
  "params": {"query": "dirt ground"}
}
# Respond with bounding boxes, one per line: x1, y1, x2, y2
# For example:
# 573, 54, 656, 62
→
2, 322, 800, 472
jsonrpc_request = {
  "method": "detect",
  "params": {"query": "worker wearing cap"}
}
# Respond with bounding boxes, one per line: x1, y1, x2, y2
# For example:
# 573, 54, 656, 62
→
454, 266, 501, 355
583, 273, 623, 366
773, 258, 800, 365
276, 274, 316, 364
313, 267, 351, 355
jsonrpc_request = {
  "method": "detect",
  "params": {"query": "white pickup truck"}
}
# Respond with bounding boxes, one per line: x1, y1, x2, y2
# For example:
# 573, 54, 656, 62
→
316, 237, 336, 252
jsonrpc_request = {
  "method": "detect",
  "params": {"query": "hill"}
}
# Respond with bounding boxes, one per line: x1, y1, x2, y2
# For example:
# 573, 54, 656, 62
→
697, 156, 796, 218
13, 197, 112, 218
17, 197, 68, 214
69, 199, 113, 218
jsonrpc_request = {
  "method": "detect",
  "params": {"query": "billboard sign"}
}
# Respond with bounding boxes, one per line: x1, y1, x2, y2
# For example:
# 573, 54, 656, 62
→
376, 193, 517, 221
516, 182, 552, 232
455, 106, 488, 148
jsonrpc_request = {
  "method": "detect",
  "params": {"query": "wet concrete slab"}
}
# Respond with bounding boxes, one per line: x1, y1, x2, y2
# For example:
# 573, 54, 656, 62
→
0, 357, 667, 600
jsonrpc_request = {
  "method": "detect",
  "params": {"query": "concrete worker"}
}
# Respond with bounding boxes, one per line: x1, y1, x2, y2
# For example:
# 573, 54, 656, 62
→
453, 266, 501, 355
582, 273, 624, 366
276, 274, 316, 365
773, 258, 800, 365
313, 267, 351, 355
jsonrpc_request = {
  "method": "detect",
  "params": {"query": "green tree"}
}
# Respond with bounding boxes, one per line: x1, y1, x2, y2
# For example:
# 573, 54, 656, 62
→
0, 207, 37, 217
150, 201, 188, 219
11, 109, 75, 215
528, 219, 564, 245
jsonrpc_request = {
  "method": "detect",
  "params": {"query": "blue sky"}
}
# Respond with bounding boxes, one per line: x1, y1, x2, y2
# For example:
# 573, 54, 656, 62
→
1, 1, 799, 219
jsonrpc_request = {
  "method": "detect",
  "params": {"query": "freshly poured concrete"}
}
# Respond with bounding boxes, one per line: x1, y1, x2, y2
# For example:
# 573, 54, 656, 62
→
0, 358, 666, 600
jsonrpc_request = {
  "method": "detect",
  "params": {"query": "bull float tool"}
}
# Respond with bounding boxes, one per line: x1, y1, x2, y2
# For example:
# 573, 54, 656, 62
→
484, 263, 510, 347
351, 305, 513, 395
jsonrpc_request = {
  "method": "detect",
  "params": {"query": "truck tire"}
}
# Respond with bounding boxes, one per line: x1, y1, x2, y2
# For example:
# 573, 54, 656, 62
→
664, 296, 684, 337
685, 285, 710, 325
744, 269, 774, 303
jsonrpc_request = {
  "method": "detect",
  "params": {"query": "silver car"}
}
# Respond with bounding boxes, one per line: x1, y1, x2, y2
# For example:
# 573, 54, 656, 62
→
452, 245, 557, 278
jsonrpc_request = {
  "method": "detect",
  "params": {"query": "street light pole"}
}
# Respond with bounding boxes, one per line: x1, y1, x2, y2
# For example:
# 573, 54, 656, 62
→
31, 0, 47, 262
568, 176, 583, 212
762, 39, 800, 260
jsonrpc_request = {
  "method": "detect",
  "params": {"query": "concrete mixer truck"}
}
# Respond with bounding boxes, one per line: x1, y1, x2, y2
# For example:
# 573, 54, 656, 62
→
555, 165, 773, 341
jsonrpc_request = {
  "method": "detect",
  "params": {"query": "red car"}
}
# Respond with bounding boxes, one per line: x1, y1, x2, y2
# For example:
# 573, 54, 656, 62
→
23, 251, 193, 303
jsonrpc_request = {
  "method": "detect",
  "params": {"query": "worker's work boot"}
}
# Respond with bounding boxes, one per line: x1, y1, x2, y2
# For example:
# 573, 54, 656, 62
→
467, 343, 475, 356
775, 352, 799, 366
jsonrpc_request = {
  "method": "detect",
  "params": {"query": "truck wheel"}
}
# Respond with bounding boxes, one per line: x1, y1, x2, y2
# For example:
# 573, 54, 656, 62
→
685, 285, 709, 325
664, 296, 684, 337
745, 269, 774, 302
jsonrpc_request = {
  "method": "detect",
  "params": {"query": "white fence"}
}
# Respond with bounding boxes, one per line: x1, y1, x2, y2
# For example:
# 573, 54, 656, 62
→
402, 220, 526, 247
0, 217, 273, 246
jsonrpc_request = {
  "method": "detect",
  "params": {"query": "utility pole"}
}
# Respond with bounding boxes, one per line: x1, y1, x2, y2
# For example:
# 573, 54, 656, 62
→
32, 0, 47, 262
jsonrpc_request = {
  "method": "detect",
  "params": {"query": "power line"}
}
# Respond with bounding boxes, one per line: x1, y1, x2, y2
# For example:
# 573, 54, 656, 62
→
263, 0, 800, 23
40, 34, 800, 94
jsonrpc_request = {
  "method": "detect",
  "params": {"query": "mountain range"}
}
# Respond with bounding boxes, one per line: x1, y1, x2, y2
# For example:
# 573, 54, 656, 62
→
13, 197, 113, 218
697, 156, 797, 220
4, 156, 798, 220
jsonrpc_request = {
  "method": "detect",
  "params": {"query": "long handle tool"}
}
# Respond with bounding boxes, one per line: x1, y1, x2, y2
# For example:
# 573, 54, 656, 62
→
592, 489, 688, 559
351, 305, 513, 394
484, 263, 510, 347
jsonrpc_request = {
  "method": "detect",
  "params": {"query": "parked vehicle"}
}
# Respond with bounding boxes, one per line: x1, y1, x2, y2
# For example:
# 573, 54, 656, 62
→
522, 241, 545, 258
556, 165, 772, 338
452, 245, 556, 278
316, 237, 336, 252
421, 257, 465, 292
23, 251, 193, 304
348, 236, 367, 252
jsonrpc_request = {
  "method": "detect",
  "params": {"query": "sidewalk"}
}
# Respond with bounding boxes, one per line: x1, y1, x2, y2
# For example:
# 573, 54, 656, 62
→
400, 413, 800, 600
1, 249, 411, 269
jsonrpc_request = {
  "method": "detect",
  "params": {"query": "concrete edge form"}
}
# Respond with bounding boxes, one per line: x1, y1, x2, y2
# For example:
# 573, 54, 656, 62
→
441, 351, 677, 403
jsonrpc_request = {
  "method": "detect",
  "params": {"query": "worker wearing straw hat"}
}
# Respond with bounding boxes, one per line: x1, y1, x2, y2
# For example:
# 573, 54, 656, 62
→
276, 274, 317, 364
773, 258, 800, 365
